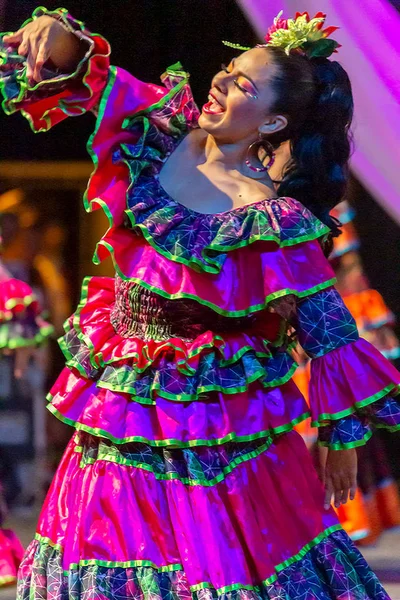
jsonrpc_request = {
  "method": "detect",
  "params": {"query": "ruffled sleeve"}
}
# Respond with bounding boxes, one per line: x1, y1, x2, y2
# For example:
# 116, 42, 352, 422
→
0, 7, 110, 130
0, 7, 167, 134
295, 287, 400, 449
0, 277, 53, 349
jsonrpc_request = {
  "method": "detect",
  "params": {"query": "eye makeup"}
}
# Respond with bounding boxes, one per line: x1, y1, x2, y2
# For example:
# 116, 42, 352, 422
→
221, 61, 259, 100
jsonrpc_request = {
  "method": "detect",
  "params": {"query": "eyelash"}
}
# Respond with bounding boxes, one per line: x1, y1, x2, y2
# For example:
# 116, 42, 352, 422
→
220, 63, 252, 96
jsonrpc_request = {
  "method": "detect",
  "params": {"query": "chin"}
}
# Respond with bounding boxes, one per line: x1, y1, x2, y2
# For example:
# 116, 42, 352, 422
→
198, 113, 237, 144
198, 111, 219, 132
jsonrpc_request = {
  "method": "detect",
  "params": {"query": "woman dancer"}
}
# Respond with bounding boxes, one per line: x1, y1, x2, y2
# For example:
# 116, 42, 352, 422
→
1, 8, 400, 599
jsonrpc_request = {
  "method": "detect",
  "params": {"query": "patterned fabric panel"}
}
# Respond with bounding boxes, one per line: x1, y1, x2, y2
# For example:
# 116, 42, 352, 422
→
75, 433, 273, 485
296, 287, 359, 358
17, 529, 390, 599
318, 395, 400, 448
318, 415, 371, 449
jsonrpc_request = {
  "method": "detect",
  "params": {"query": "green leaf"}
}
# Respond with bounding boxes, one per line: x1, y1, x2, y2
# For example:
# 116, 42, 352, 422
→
305, 38, 340, 58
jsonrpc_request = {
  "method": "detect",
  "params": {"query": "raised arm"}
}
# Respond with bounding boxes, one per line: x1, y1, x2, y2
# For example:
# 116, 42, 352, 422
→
0, 7, 111, 130
3, 13, 85, 82
0, 7, 169, 135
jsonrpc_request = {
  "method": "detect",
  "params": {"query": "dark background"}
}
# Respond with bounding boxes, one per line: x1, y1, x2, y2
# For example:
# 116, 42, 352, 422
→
1, 0, 399, 321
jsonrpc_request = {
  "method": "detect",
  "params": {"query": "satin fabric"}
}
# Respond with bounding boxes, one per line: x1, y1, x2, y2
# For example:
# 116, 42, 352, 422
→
49, 369, 309, 445
95, 228, 335, 314
0, 528, 24, 586
310, 337, 400, 424
64, 276, 284, 371
0, 278, 39, 319
33, 430, 338, 586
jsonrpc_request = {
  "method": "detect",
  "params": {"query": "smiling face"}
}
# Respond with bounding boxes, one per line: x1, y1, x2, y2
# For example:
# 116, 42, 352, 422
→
198, 47, 287, 144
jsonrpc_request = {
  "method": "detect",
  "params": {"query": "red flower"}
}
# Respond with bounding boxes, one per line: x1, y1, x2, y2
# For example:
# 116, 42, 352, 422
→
264, 15, 288, 44
294, 12, 338, 38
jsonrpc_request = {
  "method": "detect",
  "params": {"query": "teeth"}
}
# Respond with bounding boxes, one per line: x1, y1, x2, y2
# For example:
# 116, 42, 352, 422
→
207, 95, 224, 113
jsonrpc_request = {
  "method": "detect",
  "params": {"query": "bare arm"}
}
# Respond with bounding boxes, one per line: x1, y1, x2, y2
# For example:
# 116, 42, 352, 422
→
3, 15, 85, 82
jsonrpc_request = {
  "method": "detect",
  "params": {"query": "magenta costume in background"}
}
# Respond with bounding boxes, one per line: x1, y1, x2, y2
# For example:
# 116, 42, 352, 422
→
0, 262, 52, 587
1, 8, 400, 600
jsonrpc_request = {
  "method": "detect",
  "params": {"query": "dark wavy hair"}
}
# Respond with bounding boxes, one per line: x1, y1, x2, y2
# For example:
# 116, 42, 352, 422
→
265, 47, 354, 236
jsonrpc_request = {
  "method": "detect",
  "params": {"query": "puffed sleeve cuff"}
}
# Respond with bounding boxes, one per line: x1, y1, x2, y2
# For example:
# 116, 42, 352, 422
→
0, 6, 110, 131
318, 414, 372, 450
309, 337, 400, 429
0, 278, 53, 349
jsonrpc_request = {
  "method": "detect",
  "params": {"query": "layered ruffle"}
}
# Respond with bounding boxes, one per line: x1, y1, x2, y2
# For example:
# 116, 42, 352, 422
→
17, 432, 389, 599
59, 276, 298, 405
0, 7, 110, 131
0, 278, 53, 348
86, 66, 336, 310
95, 229, 336, 316
310, 337, 400, 428
48, 368, 310, 447
46, 274, 312, 445
318, 394, 400, 450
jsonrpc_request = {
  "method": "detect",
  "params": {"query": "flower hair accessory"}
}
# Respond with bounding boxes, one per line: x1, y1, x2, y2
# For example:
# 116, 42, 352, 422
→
223, 11, 340, 59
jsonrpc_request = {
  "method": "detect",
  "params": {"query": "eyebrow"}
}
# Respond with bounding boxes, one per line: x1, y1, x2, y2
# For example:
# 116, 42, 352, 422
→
231, 58, 259, 92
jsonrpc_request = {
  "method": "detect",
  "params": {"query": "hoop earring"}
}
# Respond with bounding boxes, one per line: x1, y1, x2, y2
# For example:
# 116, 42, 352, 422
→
245, 137, 276, 173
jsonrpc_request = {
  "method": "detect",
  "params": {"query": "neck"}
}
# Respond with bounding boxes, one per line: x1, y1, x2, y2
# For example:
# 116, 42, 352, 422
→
200, 132, 277, 192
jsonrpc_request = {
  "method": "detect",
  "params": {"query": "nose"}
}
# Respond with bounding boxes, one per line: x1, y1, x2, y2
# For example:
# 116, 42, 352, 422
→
211, 70, 228, 94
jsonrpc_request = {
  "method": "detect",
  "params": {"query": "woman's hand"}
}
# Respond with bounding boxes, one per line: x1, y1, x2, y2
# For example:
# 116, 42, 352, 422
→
323, 448, 357, 510
3, 15, 81, 82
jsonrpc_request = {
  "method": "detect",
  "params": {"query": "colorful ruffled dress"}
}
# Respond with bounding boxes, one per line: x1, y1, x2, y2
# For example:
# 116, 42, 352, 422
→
0, 260, 53, 587
2, 8, 400, 600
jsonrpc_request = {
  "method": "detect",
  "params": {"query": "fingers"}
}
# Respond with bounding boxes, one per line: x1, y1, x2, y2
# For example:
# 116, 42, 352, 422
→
25, 40, 36, 82
324, 475, 353, 510
33, 41, 49, 82
333, 475, 343, 509
350, 480, 357, 502
4, 26, 48, 83
18, 37, 30, 57
3, 28, 24, 45
324, 478, 357, 510
341, 480, 350, 506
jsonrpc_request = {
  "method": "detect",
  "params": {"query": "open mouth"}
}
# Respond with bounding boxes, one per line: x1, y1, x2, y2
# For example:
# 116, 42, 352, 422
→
202, 93, 225, 115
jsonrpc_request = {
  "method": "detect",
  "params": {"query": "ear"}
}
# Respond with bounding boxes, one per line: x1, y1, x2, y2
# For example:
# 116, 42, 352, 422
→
259, 115, 288, 135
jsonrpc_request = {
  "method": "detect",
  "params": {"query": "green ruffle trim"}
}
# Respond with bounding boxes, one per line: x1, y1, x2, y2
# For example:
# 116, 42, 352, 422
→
310, 382, 399, 427
33, 524, 343, 585
73, 437, 274, 486
46, 401, 311, 448
0, 575, 16, 587
95, 244, 337, 317
0, 6, 110, 132
93, 359, 298, 405
34, 534, 183, 574
195, 526, 344, 589
374, 422, 400, 433
317, 429, 373, 450
84, 65, 117, 214
61, 324, 298, 405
